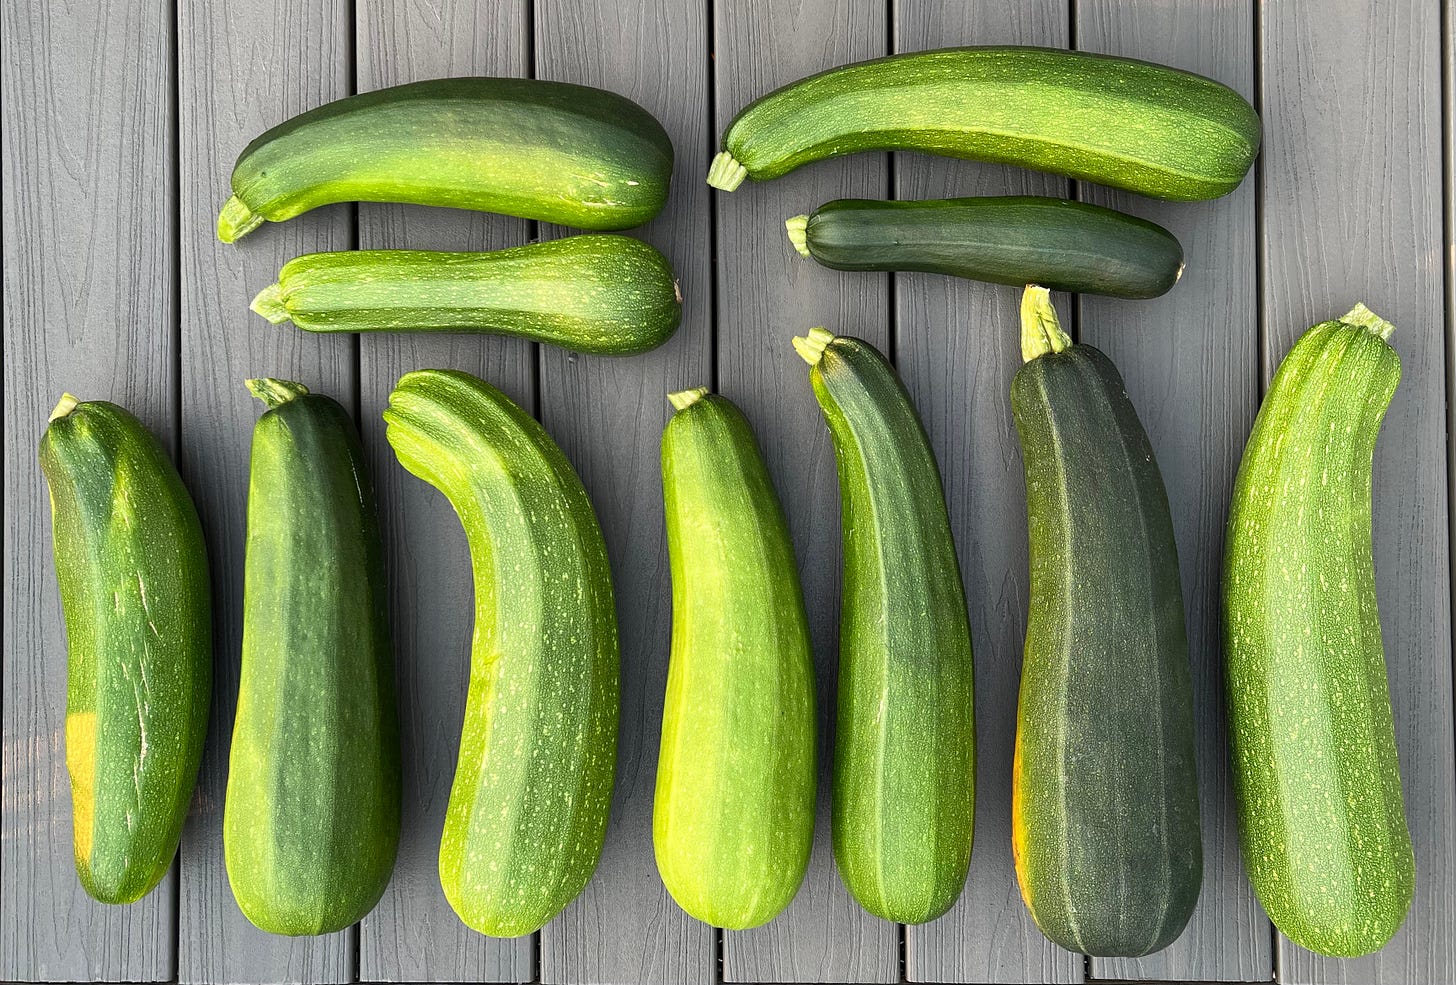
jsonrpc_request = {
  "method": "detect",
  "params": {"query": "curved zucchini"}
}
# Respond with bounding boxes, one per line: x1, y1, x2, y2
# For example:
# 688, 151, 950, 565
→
709, 46, 1259, 201
654, 388, 816, 930
1223, 305, 1412, 956
794, 329, 975, 925
1009, 287, 1201, 957
384, 369, 618, 937
39, 396, 211, 905
225, 379, 400, 936
786, 196, 1184, 299
219, 77, 673, 241
251, 236, 682, 356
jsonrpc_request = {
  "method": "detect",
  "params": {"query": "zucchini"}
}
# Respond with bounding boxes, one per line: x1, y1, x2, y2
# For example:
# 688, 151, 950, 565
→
794, 329, 975, 925
225, 379, 400, 936
709, 46, 1259, 201
218, 77, 673, 242
654, 388, 816, 930
251, 236, 682, 356
1009, 286, 1201, 957
383, 369, 618, 937
39, 396, 211, 905
786, 196, 1184, 300
1223, 305, 1413, 957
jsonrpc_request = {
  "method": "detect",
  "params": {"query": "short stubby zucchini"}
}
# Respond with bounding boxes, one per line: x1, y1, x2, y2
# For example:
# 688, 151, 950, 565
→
794, 329, 976, 925
251, 235, 682, 355
39, 396, 211, 905
1223, 304, 1413, 957
219, 77, 673, 241
655, 387, 816, 930
384, 369, 619, 938
786, 196, 1184, 299
710, 46, 1259, 201
225, 379, 400, 936
1010, 286, 1202, 957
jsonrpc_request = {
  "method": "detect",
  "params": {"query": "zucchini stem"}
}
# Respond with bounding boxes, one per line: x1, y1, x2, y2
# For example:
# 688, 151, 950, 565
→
667, 386, 710, 411
785, 216, 811, 258
792, 327, 836, 366
1341, 302, 1398, 341
49, 393, 80, 422
250, 284, 291, 324
245, 378, 311, 409
1020, 285, 1072, 363
706, 151, 748, 192
217, 195, 265, 243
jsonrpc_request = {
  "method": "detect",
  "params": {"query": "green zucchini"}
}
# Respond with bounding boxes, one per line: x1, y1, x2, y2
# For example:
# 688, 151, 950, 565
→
794, 329, 975, 925
39, 396, 211, 905
1009, 286, 1201, 957
786, 196, 1184, 299
225, 379, 400, 936
383, 369, 618, 937
709, 46, 1259, 201
1223, 305, 1412, 957
218, 77, 673, 242
654, 388, 816, 930
251, 236, 682, 355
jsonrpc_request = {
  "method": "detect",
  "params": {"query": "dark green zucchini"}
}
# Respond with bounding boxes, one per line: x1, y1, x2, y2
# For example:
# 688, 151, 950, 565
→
1010, 286, 1201, 957
786, 196, 1184, 299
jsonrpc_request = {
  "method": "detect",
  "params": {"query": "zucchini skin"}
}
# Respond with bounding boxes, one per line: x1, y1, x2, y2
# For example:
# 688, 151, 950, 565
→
655, 389, 816, 930
251, 236, 682, 356
1223, 306, 1412, 957
1010, 287, 1201, 957
225, 380, 400, 936
787, 196, 1184, 300
796, 329, 976, 925
219, 77, 673, 241
709, 46, 1259, 201
384, 369, 619, 938
39, 397, 211, 905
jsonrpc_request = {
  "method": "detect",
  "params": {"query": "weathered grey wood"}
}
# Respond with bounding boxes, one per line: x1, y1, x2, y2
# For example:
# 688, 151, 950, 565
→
712, 2, 899, 982
1, 0, 177, 978
175, 0, 356, 980
1260, 2, 1455, 984
353, 1, 537, 980
1073, 4, 1271, 982
532, 2, 715, 984
889, 4, 1080, 983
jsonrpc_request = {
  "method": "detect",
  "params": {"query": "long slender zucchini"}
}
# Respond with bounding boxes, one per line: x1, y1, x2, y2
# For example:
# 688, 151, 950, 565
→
251, 236, 682, 355
384, 369, 618, 937
1009, 287, 1201, 957
654, 388, 816, 930
39, 396, 211, 905
786, 196, 1184, 299
219, 77, 673, 242
794, 329, 975, 925
225, 379, 400, 936
1223, 305, 1413, 957
709, 46, 1259, 201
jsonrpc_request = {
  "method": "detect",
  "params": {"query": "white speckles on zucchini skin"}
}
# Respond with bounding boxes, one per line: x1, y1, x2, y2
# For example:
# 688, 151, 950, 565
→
1223, 309, 1412, 957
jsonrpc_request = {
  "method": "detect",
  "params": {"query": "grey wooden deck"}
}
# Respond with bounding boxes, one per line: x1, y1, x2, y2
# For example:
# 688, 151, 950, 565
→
2, 0, 1452, 982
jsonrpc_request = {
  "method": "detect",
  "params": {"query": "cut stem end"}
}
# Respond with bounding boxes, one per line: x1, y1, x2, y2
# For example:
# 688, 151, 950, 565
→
1341, 302, 1397, 341
706, 151, 748, 192
785, 215, 811, 258
793, 327, 836, 367
250, 283, 291, 324
217, 195, 264, 243
1020, 285, 1072, 363
49, 393, 81, 422
667, 386, 710, 411
245, 378, 310, 409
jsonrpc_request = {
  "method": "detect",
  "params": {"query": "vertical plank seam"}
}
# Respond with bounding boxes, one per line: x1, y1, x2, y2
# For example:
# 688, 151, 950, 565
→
1067, 6, 1085, 979
527, 0, 543, 426
168, 0, 183, 977
708, 0, 720, 401
1442, 4, 1456, 978
345, 0, 362, 979
886, 0, 903, 970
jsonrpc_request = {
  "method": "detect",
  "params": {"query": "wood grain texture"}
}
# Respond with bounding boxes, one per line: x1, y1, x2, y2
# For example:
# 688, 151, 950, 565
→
1260, 1, 1456, 983
175, 0, 356, 980
1073, 2, 1271, 981
889, 4, 1081, 984
1, 0, 177, 978
532, 2, 714, 983
353, 1, 536, 980
712, 2, 898, 982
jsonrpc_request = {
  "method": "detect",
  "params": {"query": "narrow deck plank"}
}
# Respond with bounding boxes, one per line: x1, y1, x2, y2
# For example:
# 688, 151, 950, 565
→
352, 1, 537, 981
532, 2, 715, 983
1, 0, 177, 978
890, 5, 1082, 984
1260, 1, 1455, 983
175, 0, 357, 980
1074, 3, 1272, 981
712, 1, 899, 981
